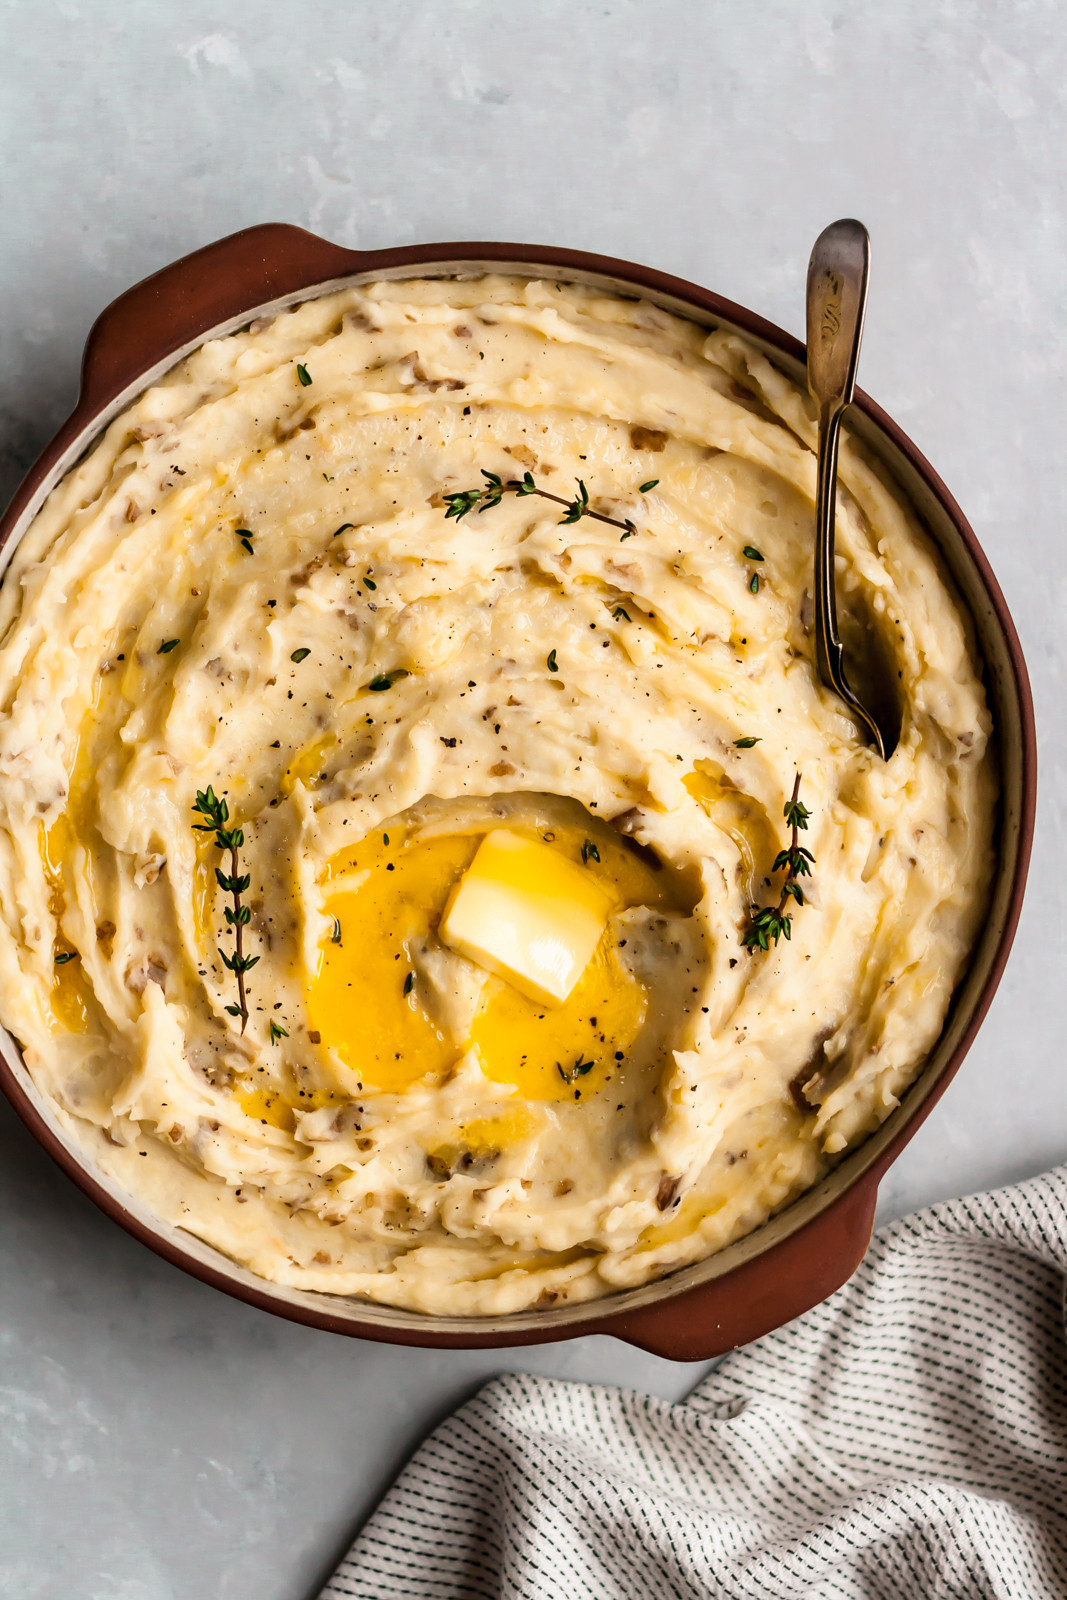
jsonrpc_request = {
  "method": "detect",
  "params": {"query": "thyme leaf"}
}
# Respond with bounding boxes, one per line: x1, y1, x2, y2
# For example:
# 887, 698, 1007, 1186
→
365, 668, 410, 692
557, 1055, 595, 1084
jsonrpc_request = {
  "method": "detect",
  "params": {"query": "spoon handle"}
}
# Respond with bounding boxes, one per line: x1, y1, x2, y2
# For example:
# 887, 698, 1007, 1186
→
806, 219, 887, 759
813, 404, 846, 695
806, 218, 869, 414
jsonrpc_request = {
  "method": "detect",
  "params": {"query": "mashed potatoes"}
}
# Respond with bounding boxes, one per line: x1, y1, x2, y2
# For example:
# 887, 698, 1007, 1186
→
0, 276, 994, 1314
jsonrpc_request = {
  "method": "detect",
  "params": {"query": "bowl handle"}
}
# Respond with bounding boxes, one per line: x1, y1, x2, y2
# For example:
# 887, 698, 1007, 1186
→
78, 223, 366, 415
601, 1170, 881, 1362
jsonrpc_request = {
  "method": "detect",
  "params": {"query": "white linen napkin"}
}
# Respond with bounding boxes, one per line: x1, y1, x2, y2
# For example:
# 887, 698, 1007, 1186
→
320, 1166, 1067, 1599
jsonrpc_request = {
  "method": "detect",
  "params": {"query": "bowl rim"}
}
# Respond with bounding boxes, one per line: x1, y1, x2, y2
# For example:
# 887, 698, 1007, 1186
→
0, 227, 1037, 1357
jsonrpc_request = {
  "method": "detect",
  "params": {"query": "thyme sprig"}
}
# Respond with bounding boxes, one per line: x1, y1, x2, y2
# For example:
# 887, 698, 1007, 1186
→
192, 786, 259, 1030
443, 470, 657, 539
742, 774, 813, 952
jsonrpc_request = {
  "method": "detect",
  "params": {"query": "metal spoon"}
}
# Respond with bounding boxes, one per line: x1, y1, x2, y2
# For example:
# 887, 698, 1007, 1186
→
806, 218, 890, 760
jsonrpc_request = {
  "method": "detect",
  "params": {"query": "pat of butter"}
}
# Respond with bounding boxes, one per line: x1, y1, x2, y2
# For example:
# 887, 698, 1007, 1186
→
440, 830, 613, 1007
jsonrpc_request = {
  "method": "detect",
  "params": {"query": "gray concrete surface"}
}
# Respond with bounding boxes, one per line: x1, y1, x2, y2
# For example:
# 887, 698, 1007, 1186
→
1, 3, 1063, 1595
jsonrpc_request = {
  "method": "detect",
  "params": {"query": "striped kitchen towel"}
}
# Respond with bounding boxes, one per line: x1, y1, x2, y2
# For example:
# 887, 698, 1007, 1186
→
321, 1166, 1067, 1598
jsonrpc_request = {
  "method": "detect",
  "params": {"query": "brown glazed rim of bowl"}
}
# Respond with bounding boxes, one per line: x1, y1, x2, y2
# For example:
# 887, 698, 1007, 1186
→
0, 225, 1037, 1360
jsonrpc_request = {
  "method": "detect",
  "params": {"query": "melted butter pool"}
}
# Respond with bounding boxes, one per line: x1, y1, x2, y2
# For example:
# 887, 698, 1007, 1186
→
307, 795, 687, 1102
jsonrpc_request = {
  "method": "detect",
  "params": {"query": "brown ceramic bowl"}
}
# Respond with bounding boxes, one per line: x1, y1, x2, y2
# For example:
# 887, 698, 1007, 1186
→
0, 225, 1036, 1360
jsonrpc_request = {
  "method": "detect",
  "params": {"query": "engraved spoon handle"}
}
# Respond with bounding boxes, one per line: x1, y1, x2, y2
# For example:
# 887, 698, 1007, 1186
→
806, 219, 887, 760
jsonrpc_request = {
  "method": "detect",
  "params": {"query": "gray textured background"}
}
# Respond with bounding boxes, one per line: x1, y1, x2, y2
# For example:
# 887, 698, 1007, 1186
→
1, 3, 1063, 1596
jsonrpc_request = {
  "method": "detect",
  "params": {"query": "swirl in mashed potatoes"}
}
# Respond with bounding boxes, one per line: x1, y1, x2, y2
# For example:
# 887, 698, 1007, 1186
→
0, 276, 994, 1314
